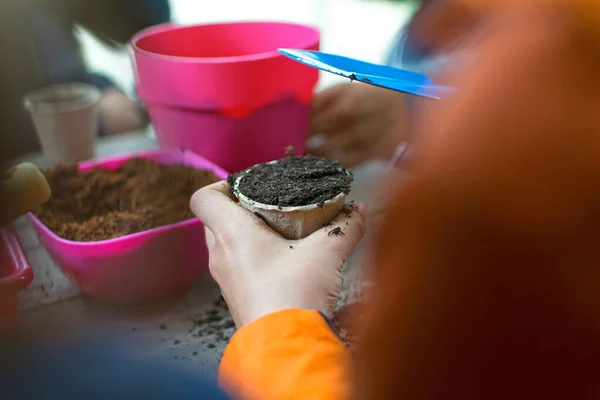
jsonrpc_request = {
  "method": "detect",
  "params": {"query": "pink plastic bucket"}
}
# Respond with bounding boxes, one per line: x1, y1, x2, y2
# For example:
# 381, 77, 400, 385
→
28, 149, 228, 304
131, 22, 320, 173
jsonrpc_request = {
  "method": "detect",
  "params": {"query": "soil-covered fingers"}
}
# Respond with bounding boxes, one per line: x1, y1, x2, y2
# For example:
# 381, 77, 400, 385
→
303, 202, 368, 258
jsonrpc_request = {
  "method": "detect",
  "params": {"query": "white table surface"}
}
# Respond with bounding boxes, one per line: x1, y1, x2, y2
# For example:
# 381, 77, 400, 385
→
13, 130, 394, 377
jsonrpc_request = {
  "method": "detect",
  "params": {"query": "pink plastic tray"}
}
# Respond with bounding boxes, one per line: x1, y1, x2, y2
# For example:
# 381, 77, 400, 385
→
28, 149, 228, 304
0, 226, 33, 333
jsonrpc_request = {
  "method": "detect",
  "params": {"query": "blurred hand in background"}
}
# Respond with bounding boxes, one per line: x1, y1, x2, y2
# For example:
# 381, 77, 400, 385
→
308, 83, 407, 168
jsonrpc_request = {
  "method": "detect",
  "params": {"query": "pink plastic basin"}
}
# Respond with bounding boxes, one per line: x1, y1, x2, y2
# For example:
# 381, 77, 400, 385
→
28, 149, 228, 304
131, 22, 320, 173
0, 227, 33, 334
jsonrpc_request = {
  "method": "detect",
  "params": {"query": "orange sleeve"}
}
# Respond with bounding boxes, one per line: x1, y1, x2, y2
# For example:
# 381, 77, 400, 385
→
219, 309, 350, 400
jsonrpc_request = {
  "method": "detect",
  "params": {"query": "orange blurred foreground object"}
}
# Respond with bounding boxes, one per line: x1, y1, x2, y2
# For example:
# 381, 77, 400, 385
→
219, 1, 600, 399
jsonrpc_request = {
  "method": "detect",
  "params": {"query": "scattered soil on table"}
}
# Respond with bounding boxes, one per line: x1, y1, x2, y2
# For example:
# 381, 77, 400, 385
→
229, 155, 353, 207
36, 158, 219, 241
187, 296, 236, 348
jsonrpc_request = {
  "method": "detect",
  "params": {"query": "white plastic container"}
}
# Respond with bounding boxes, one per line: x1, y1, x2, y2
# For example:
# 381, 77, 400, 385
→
24, 83, 101, 164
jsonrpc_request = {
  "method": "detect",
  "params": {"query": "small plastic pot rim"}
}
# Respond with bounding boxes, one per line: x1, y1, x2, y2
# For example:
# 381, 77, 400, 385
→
23, 83, 102, 114
232, 161, 349, 212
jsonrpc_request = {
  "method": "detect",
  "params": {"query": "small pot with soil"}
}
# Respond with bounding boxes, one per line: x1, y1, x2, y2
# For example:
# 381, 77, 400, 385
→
230, 154, 353, 239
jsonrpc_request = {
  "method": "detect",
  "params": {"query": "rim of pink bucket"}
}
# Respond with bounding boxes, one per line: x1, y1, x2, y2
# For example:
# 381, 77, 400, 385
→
131, 21, 320, 64
27, 148, 228, 248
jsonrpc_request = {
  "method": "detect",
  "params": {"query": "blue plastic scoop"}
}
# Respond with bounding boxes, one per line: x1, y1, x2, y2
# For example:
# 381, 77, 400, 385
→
278, 48, 453, 100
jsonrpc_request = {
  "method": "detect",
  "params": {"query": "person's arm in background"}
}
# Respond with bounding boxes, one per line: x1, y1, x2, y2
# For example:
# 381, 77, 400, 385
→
64, 0, 171, 136
386, 0, 474, 166
190, 183, 367, 400
307, 1, 424, 167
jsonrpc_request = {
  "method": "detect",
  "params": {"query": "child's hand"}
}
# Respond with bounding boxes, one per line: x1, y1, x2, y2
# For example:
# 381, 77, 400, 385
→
308, 83, 407, 167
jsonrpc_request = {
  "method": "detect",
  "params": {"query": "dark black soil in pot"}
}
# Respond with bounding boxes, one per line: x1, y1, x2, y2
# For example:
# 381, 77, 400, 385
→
229, 155, 353, 207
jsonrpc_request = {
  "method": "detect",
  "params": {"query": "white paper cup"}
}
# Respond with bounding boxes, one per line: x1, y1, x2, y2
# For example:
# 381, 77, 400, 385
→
232, 162, 351, 240
24, 83, 101, 164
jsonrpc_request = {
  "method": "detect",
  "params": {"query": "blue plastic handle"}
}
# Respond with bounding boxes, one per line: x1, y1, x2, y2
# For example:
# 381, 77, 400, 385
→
279, 48, 454, 100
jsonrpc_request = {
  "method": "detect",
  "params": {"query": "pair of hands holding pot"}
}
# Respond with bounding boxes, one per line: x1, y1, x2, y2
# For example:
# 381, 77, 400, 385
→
190, 182, 367, 328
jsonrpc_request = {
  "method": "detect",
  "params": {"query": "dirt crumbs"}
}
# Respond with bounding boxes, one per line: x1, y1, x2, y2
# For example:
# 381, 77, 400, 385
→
343, 201, 359, 215
36, 158, 219, 241
328, 227, 345, 237
230, 155, 353, 207
187, 296, 236, 348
